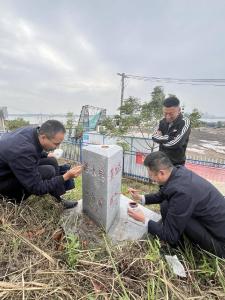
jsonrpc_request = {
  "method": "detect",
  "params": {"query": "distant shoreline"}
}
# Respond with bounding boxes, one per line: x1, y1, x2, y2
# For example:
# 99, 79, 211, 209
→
201, 118, 225, 122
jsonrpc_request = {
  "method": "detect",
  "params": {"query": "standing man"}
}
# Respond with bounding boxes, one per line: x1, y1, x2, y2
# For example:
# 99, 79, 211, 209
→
152, 96, 191, 166
128, 151, 225, 258
0, 120, 82, 208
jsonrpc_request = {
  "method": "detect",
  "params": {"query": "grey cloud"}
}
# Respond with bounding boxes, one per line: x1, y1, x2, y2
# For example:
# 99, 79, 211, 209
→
0, 0, 225, 115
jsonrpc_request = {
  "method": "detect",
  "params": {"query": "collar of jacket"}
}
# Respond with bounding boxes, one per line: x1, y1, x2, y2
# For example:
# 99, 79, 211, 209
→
163, 113, 183, 127
33, 127, 44, 153
160, 166, 179, 189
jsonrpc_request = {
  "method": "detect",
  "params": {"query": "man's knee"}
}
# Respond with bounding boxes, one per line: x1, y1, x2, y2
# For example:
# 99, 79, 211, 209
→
38, 165, 56, 179
47, 157, 58, 168
39, 157, 60, 175
184, 218, 225, 257
0, 176, 29, 202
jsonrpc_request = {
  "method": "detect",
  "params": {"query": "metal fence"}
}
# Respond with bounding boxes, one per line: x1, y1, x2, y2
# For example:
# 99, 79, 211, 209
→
62, 140, 225, 193
1, 129, 225, 192
62, 140, 225, 171
62, 140, 151, 181
61, 140, 82, 162
123, 151, 149, 182
81, 132, 155, 153
123, 153, 225, 183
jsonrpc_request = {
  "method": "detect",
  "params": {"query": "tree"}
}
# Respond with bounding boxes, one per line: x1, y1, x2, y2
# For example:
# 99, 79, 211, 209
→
119, 96, 141, 115
101, 87, 166, 140
74, 124, 84, 141
100, 117, 117, 135
216, 121, 224, 128
101, 97, 142, 136
141, 86, 165, 126
98, 86, 176, 153
66, 112, 74, 138
5, 118, 29, 131
116, 140, 130, 152
186, 108, 202, 128
150, 86, 165, 120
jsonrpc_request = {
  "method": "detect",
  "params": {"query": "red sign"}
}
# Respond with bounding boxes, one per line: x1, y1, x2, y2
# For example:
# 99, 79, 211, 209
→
136, 152, 145, 164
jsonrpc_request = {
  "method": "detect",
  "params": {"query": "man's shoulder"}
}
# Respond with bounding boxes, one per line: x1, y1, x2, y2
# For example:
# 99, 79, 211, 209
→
3, 126, 34, 138
176, 115, 190, 127
6, 127, 36, 152
174, 165, 192, 177
169, 166, 210, 191
166, 166, 191, 189
16, 126, 35, 135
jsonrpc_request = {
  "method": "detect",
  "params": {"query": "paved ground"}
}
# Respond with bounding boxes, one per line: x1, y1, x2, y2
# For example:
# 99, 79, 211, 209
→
187, 127, 225, 161
184, 128, 225, 194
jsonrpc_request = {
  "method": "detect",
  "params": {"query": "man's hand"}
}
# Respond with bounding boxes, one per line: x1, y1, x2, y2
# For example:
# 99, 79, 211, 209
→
127, 208, 145, 223
128, 187, 142, 202
47, 152, 55, 158
63, 165, 83, 181
156, 130, 162, 136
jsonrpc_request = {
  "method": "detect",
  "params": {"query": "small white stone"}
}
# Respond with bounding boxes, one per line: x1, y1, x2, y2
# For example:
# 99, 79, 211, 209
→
165, 255, 186, 278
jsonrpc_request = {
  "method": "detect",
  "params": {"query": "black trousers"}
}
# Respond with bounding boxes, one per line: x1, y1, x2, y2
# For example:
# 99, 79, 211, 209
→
0, 157, 60, 202
160, 200, 225, 258
38, 157, 60, 176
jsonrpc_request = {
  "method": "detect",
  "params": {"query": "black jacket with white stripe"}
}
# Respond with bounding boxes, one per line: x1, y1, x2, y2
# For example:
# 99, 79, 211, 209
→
152, 114, 191, 165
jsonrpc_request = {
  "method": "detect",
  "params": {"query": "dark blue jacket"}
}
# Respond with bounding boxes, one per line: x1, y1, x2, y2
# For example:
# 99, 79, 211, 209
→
0, 126, 65, 196
146, 166, 225, 245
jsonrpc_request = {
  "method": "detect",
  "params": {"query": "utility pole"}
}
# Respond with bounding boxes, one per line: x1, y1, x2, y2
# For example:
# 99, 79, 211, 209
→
117, 73, 126, 114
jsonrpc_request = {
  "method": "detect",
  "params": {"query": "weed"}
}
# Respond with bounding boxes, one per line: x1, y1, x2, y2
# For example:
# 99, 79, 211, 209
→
65, 233, 80, 268
145, 238, 161, 262
198, 255, 216, 279
11, 237, 21, 258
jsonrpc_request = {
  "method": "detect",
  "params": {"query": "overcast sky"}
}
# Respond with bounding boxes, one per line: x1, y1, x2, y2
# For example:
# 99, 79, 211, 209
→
1, 0, 225, 116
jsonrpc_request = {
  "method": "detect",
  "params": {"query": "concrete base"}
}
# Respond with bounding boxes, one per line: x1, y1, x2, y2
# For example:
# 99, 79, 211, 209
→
108, 194, 161, 242
62, 195, 161, 243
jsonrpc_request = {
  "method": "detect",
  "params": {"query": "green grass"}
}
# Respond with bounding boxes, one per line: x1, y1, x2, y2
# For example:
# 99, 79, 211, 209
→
1, 175, 225, 299
65, 233, 80, 268
60, 175, 225, 298
63, 176, 82, 201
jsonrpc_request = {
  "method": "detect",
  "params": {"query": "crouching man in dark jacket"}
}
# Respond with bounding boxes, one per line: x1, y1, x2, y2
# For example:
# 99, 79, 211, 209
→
128, 151, 225, 258
0, 120, 82, 209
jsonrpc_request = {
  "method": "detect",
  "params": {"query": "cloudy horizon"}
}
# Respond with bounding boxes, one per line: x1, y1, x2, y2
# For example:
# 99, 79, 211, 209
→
1, 0, 225, 116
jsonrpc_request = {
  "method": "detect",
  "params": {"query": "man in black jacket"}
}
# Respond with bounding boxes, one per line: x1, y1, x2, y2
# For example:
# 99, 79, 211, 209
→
0, 120, 82, 208
152, 96, 191, 166
128, 151, 225, 258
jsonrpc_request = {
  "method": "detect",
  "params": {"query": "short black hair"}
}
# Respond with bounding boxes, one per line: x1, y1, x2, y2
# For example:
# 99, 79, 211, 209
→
163, 96, 180, 107
144, 151, 173, 172
39, 120, 66, 139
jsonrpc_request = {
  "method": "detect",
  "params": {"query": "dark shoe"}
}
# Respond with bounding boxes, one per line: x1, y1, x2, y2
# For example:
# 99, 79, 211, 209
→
62, 200, 78, 209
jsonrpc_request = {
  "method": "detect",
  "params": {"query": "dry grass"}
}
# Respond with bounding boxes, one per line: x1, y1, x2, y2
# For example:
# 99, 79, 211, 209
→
1, 180, 225, 299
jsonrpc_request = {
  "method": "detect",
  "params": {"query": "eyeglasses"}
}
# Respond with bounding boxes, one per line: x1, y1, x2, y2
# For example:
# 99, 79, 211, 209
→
46, 136, 61, 147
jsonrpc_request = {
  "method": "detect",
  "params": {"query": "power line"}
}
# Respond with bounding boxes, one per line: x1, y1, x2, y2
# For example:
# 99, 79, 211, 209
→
116, 72, 225, 113
125, 73, 225, 86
